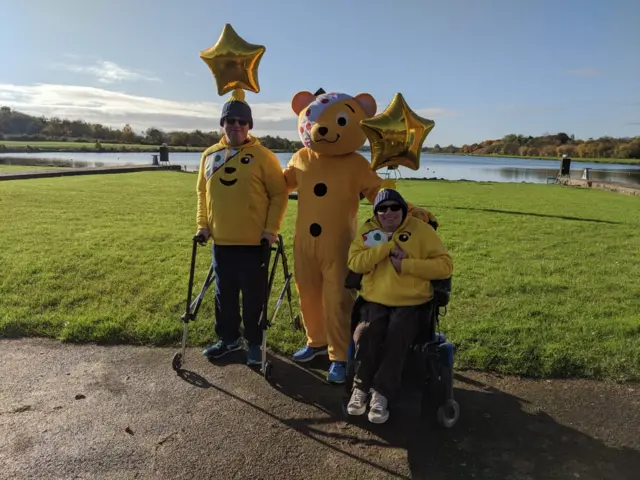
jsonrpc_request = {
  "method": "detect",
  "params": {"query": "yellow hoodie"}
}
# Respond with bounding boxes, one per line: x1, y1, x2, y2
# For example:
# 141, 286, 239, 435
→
196, 135, 288, 246
347, 215, 453, 307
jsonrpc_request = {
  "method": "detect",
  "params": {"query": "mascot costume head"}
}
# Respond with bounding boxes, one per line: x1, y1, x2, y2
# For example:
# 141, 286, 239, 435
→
291, 89, 377, 155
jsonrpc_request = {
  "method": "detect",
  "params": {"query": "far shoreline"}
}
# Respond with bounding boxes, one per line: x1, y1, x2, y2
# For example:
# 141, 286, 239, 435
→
1, 140, 639, 166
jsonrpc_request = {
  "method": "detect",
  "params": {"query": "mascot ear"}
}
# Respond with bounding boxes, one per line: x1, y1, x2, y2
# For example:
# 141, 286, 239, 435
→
354, 93, 377, 117
292, 91, 316, 115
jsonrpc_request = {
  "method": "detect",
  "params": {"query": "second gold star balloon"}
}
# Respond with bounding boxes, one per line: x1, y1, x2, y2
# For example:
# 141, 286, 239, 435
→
360, 93, 435, 171
200, 24, 266, 96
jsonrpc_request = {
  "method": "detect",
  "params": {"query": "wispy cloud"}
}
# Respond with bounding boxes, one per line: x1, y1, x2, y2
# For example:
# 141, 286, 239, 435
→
562, 67, 604, 77
415, 107, 458, 119
0, 83, 296, 137
50, 55, 161, 84
0, 83, 458, 139
499, 104, 564, 113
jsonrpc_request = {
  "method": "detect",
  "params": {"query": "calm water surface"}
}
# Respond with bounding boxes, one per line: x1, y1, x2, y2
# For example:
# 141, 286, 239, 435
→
2, 151, 639, 186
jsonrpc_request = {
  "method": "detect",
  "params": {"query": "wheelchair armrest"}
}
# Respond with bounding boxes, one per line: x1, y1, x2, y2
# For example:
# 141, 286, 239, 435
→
345, 270, 363, 290
431, 277, 452, 307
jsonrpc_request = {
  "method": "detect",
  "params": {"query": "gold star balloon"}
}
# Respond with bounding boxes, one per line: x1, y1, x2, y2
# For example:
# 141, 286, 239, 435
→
360, 93, 435, 171
200, 24, 266, 96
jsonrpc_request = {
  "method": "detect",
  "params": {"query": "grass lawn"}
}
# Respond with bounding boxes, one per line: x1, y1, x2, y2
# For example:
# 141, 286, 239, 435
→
1, 173, 639, 380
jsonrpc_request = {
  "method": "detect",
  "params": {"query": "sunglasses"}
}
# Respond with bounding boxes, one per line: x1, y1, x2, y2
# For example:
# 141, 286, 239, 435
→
225, 118, 248, 126
376, 204, 402, 213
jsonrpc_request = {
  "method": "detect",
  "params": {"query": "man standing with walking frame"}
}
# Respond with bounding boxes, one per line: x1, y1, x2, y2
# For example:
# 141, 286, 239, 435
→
196, 89, 288, 366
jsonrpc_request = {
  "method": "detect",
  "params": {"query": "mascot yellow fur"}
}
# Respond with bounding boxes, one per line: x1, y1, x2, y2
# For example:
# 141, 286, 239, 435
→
283, 89, 436, 383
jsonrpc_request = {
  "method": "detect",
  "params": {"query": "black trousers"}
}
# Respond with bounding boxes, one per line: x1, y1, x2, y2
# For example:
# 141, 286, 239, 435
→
352, 301, 428, 401
213, 245, 268, 346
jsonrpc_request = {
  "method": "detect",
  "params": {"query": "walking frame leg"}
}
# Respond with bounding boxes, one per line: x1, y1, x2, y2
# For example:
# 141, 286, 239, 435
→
174, 235, 206, 371
259, 235, 297, 377
277, 234, 296, 325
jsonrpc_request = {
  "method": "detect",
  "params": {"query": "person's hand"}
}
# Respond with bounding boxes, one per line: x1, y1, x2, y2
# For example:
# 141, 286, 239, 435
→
390, 255, 402, 274
195, 228, 210, 243
261, 231, 277, 245
390, 246, 408, 259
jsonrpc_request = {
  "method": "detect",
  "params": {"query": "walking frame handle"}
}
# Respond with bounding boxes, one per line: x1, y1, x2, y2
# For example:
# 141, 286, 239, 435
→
182, 235, 207, 323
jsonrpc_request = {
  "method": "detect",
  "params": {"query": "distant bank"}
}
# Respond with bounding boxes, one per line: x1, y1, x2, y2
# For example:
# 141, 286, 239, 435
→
0, 140, 293, 154
1, 140, 639, 166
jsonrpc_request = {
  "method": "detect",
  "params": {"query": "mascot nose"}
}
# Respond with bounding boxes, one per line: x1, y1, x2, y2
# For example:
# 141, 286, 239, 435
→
225, 167, 236, 174
318, 126, 328, 136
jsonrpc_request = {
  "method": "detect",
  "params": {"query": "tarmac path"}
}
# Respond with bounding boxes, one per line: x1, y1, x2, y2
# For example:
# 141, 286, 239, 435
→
1, 339, 638, 479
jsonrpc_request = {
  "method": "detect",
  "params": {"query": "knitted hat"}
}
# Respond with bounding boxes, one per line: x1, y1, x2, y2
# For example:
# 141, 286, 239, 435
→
373, 188, 408, 221
220, 89, 253, 129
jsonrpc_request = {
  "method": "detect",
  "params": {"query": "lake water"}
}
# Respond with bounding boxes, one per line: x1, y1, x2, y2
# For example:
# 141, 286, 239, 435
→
2, 151, 640, 187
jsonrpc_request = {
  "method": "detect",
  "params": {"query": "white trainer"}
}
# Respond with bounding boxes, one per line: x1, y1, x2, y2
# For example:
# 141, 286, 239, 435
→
368, 390, 390, 424
347, 388, 368, 416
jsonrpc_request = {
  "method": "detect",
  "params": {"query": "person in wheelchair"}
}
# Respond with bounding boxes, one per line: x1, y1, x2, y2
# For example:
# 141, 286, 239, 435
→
345, 188, 453, 424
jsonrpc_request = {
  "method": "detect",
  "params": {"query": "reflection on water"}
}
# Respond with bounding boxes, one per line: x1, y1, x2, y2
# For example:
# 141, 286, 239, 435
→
2, 151, 640, 187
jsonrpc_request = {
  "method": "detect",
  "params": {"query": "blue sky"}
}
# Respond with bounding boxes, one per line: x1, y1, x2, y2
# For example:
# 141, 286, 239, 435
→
1, 0, 638, 146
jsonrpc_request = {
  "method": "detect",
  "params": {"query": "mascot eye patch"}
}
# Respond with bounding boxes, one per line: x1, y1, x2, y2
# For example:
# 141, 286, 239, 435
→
363, 229, 390, 248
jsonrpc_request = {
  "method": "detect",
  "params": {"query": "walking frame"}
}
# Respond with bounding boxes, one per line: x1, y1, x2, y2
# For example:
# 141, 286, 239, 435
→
171, 233, 300, 380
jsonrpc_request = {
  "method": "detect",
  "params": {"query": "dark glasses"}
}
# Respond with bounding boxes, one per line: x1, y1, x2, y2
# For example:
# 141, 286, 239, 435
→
376, 204, 402, 213
225, 118, 248, 126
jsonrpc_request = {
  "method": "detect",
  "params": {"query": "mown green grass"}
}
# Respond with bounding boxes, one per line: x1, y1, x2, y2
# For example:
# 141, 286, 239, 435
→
1, 173, 639, 380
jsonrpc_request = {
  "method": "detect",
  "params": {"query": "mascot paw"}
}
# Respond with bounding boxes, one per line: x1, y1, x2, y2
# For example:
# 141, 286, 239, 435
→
409, 206, 439, 228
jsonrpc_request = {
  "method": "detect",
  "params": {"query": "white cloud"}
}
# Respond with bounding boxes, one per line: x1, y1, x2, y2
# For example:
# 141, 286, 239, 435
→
562, 67, 604, 77
50, 55, 161, 84
0, 83, 458, 140
499, 104, 564, 113
0, 83, 296, 137
415, 107, 458, 119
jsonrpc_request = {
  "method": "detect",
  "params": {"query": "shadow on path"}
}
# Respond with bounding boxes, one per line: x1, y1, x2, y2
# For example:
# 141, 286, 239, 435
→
178, 354, 640, 479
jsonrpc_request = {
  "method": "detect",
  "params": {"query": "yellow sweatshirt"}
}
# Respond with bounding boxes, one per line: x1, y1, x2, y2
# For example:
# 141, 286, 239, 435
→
347, 215, 453, 307
196, 136, 288, 246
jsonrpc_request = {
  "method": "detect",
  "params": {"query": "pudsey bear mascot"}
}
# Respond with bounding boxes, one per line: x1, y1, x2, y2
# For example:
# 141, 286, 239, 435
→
283, 89, 437, 384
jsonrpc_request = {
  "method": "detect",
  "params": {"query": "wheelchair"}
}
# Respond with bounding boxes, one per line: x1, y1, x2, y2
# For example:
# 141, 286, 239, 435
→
342, 272, 460, 428
171, 234, 300, 380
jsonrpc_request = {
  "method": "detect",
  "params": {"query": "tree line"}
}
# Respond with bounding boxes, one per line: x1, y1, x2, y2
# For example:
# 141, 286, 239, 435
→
0, 106, 303, 152
432, 132, 640, 159
1, 106, 638, 159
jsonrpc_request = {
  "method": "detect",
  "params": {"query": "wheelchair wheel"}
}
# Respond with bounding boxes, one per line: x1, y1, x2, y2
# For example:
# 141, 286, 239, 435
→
263, 361, 273, 381
436, 399, 459, 428
172, 352, 183, 372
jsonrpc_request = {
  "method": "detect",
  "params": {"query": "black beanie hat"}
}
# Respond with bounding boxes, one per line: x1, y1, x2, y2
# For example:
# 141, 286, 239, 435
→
220, 89, 253, 129
373, 188, 408, 221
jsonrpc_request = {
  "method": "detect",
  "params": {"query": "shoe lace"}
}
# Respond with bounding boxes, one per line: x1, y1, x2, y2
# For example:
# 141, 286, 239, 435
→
371, 392, 388, 411
352, 389, 367, 403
